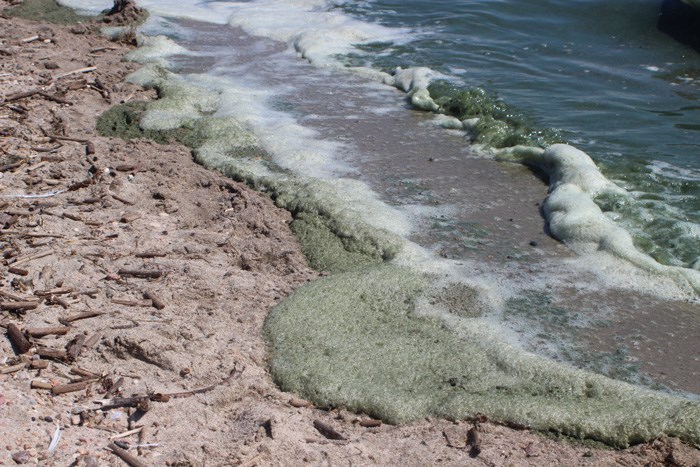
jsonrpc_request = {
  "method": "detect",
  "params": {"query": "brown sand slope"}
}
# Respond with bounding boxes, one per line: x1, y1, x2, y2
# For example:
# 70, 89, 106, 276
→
1, 3, 699, 465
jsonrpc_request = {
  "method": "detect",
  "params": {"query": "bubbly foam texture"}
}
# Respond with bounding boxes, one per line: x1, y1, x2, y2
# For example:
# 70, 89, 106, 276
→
498, 144, 700, 298
125, 35, 190, 66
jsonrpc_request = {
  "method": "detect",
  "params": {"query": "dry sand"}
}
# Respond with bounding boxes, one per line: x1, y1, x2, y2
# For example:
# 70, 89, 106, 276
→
0, 2, 699, 465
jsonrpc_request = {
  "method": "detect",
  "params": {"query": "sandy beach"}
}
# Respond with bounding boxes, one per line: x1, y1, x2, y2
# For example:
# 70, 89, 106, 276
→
0, 1, 699, 465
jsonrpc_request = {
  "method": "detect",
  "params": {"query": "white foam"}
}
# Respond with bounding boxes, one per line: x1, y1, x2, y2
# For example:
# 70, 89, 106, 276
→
498, 144, 700, 298
125, 34, 190, 65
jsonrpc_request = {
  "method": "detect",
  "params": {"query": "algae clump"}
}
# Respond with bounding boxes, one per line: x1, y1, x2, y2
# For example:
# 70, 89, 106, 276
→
266, 266, 700, 448
5, 0, 91, 24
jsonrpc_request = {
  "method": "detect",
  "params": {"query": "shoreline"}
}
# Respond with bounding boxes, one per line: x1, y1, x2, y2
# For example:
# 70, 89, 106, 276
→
1, 2, 700, 465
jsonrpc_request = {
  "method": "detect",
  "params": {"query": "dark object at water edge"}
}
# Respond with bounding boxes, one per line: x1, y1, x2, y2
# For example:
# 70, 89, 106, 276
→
658, 0, 700, 53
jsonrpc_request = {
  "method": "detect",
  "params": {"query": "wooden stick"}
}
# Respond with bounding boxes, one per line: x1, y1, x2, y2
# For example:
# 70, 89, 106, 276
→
0, 363, 26, 374
10, 250, 53, 267
26, 326, 70, 338
59, 310, 103, 324
107, 442, 148, 467
35, 288, 74, 297
30, 360, 49, 369
47, 134, 89, 144
52, 380, 89, 395
117, 269, 163, 279
36, 348, 67, 361
110, 427, 143, 440
0, 290, 37, 302
111, 193, 135, 205
111, 299, 152, 307
0, 301, 39, 312
134, 251, 166, 258
7, 323, 32, 353
83, 333, 102, 349
53, 66, 97, 80
70, 367, 100, 379
313, 420, 345, 440
143, 290, 165, 310
8, 266, 29, 276
359, 419, 382, 428
31, 380, 53, 390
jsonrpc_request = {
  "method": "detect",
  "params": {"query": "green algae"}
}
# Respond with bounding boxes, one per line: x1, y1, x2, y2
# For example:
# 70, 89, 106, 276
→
5, 0, 91, 24
427, 81, 564, 148
265, 265, 700, 448
96, 77, 402, 271
290, 212, 382, 273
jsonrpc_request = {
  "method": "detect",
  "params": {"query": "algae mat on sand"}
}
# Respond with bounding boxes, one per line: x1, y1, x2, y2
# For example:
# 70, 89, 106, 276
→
265, 265, 700, 448
4, 0, 91, 24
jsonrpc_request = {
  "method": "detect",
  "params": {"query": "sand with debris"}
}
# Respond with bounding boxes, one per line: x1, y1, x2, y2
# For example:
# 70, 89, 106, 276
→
0, 3, 699, 465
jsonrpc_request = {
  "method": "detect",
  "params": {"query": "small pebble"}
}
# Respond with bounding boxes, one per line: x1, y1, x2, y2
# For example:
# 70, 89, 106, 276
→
43, 61, 59, 70
529, 241, 538, 247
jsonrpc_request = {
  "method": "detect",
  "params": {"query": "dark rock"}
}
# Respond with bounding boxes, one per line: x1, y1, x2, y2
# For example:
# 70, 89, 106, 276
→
12, 451, 31, 464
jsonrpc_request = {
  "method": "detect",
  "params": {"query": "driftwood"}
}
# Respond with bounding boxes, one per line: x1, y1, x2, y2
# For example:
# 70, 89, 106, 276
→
143, 290, 165, 310
59, 310, 103, 324
26, 326, 70, 338
0, 301, 39, 312
31, 379, 53, 390
117, 269, 163, 279
30, 360, 49, 369
312, 420, 346, 441
7, 323, 32, 353
36, 347, 68, 361
52, 380, 90, 395
107, 441, 148, 467
0, 363, 26, 374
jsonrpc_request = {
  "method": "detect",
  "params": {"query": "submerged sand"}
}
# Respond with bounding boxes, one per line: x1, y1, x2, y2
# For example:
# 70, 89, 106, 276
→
0, 2, 699, 465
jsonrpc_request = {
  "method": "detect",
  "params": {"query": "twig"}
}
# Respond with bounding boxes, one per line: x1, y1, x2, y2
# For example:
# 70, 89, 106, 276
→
110, 427, 143, 440
117, 269, 163, 279
35, 287, 74, 297
7, 323, 32, 353
47, 134, 88, 144
52, 381, 90, 395
31, 380, 53, 390
26, 326, 70, 338
143, 290, 164, 310
59, 310, 103, 324
107, 441, 148, 467
0, 301, 39, 312
0, 363, 26, 374
36, 348, 67, 361
313, 420, 346, 440
160, 365, 244, 399
0, 189, 67, 199
53, 66, 97, 80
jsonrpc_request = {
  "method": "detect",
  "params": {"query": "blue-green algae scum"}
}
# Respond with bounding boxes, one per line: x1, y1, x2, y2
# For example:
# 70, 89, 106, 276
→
60, 0, 700, 448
